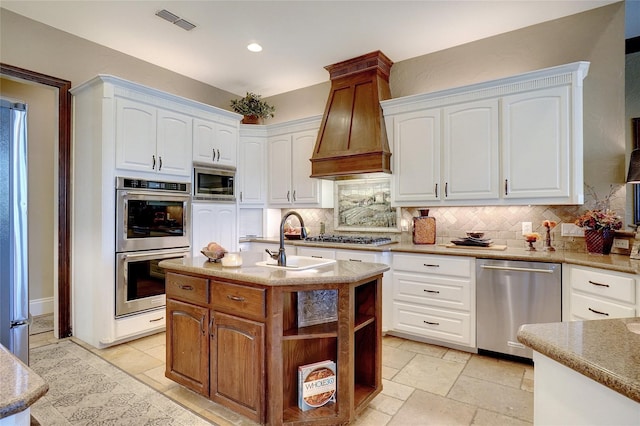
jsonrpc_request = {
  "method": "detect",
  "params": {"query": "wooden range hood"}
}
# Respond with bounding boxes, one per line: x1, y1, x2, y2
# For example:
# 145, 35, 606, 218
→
310, 51, 393, 179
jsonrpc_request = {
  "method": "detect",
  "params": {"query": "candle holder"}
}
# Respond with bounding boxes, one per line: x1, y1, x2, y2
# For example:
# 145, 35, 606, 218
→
527, 239, 537, 251
542, 220, 557, 252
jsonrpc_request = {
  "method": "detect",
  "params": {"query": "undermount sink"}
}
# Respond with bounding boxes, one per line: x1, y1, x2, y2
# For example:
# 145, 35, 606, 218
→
626, 323, 640, 335
255, 256, 336, 271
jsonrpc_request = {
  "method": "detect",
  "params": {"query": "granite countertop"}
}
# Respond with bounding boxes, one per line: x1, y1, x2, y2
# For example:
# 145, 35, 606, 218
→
0, 344, 48, 419
517, 317, 640, 403
244, 237, 640, 274
159, 251, 389, 286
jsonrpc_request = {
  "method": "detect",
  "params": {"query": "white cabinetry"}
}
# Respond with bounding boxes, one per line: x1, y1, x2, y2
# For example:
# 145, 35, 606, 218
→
390, 253, 476, 349
502, 86, 571, 201
193, 117, 238, 167
267, 116, 333, 208
382, 61, 589, 206
563, 264, 636, 321
115, 98, 193, 177
390, 101, 499, 204
191, 202, 238, 257
238, 126, 267, 206
69, 75, 241, 348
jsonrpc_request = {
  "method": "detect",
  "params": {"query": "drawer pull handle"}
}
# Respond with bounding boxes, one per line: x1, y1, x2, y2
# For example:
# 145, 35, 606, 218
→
423, 289, 440, 294
179, 285, 193, 291
423, 320, 440, 326
588, 280, 610, 288
227, 295, 246, 302
149, 316, 164, 323
424, 263, 440, 267
588, 307, 609, 316
311, 255, 324, 259
349, 259, 362, 262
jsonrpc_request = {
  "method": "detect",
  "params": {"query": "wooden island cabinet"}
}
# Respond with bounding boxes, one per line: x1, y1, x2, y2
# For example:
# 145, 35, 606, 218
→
160, 254, 388, 425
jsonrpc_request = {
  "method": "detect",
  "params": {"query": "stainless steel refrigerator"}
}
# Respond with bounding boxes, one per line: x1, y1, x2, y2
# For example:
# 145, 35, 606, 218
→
0, 98, 29, 364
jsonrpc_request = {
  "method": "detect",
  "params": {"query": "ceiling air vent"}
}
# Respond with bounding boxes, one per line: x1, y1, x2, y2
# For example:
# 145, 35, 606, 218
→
155, 9, 196, 31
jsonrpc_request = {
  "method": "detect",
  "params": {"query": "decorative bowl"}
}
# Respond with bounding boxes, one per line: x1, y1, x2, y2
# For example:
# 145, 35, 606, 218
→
466, 231, 485, 239
201, 248, 227, 262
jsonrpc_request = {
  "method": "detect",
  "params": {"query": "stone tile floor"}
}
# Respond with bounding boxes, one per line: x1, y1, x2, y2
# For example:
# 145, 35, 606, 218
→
30, 332, 533, 425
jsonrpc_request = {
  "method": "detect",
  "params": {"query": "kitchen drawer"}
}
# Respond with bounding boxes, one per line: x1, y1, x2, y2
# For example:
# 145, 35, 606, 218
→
570, 292, 636, 320
393, 272, 470, 311
393, 253, 473, 277
211, 281, 266, 320
296, 246, 336, 259
335, 250, 378, 263
570, 266, 635, 304
166, 273, 209, 306
393, 301, 471, 346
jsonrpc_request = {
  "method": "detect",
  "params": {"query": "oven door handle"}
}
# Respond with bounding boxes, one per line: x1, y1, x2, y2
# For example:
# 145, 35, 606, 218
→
120, 250, 186, 260
119, 190, 189, 200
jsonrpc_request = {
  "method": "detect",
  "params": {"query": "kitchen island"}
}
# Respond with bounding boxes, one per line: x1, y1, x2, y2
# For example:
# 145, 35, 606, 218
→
517, 318, 640, 425
0, 344, 48, 426
159, 253, 389, 425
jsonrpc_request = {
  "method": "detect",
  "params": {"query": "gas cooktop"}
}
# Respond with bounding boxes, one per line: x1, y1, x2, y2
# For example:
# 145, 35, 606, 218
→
304, 235, 396, 246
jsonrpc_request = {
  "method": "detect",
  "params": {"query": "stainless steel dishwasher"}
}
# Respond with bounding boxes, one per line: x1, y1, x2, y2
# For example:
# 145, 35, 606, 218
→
476, 259, 561, 359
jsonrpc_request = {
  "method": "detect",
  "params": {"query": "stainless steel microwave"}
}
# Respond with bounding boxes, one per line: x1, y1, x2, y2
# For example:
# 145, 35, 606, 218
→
193, 164, 236, 201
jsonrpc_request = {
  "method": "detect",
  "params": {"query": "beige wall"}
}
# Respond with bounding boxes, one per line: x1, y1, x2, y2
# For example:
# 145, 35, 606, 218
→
626, 51, 640, 224
1, 77, 56, 305
271, 4, 628, 241
0, 8, 238, 110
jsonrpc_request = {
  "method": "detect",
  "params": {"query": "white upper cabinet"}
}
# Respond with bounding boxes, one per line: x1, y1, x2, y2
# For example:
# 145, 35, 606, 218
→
502, 86, 570, 201
191, 202, 238, 257
115, 98, 192, 177
266, 116, 333, 208
238, 126, 267, 206
382, 61, 589, 206
392, 109, 441, 203
442, 100, 499, 201
193, 117, 238, 168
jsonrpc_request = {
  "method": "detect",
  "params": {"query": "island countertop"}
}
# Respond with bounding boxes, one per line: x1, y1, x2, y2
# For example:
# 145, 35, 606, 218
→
517, 317, 640, 403
0, 344, 48, 419
159, 252, 389, 286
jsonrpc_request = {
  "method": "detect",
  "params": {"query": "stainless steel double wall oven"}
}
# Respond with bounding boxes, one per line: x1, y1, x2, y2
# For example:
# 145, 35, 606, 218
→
115, 177, 190, 317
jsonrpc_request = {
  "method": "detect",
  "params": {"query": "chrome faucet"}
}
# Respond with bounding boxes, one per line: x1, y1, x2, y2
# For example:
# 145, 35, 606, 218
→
265, 211, 307, 266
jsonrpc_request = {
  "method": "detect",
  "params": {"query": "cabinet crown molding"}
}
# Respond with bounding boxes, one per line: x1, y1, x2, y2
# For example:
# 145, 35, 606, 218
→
381, 61, 590, 115
70, 74, 242, 123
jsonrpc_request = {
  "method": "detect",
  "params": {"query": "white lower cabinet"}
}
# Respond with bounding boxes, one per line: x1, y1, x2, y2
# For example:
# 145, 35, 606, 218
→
563, 264, 637, 321
391, 253, 475, 349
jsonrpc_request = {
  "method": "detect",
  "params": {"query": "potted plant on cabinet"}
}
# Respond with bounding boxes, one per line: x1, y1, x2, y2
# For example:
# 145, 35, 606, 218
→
230, 92, 275, 124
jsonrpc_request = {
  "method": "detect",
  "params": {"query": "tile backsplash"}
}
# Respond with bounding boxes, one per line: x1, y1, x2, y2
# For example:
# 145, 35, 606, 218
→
282, 190, 631, 252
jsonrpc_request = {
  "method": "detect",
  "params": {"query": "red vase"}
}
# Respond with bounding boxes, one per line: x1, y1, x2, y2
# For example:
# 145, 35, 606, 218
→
584, 228, 614, 254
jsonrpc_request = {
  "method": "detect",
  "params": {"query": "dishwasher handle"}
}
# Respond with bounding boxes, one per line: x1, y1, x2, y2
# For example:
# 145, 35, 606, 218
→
480, 264, 555, 274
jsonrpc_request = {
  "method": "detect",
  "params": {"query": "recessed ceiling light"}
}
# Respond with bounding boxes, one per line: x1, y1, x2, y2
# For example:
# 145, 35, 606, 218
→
247, 43, 263, 53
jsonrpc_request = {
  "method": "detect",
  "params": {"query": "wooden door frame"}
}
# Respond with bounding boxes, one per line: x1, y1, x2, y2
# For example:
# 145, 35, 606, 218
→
0, 63, 72, 338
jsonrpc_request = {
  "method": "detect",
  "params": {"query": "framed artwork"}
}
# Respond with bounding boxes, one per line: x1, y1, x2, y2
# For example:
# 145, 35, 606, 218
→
334, 177, 401, 232
630, 241, 640, 260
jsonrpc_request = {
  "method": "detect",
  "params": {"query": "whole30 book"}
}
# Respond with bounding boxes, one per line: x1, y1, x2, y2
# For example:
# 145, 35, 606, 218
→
298, 360, 337, 411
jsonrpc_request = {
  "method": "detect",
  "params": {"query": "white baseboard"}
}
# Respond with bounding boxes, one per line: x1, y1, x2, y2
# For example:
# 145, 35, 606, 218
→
30, 297, 54, 316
